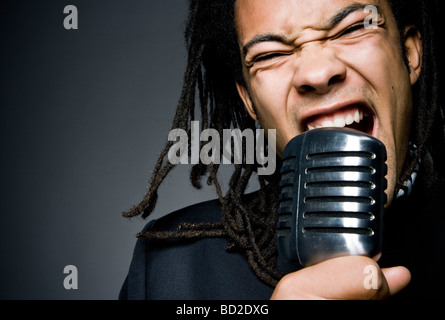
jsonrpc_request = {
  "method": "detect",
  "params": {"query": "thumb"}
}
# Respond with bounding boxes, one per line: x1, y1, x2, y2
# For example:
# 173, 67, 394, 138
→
381, 266, 411, 296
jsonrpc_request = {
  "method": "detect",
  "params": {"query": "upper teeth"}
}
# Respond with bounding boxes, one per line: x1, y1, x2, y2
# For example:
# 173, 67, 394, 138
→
307, 110, 363, 131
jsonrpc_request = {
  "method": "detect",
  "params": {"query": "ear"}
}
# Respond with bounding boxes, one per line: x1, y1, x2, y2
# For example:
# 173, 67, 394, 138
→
404, 25, 422, 85
235, 79, 259, 123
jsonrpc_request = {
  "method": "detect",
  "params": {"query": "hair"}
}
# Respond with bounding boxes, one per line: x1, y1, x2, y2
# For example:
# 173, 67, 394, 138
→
390, 0, 444, 193
123, 0, 444, 287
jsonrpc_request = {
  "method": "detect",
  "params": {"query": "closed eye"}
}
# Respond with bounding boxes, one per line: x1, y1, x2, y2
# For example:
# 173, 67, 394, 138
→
253, 52, 287, 63
338, 23, 367, 37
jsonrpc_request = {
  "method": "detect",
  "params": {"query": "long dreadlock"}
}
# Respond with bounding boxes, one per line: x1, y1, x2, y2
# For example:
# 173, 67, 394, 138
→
123, 0, 444, 288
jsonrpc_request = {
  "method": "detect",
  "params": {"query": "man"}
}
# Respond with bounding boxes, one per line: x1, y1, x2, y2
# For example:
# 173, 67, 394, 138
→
120, 0, 445, 300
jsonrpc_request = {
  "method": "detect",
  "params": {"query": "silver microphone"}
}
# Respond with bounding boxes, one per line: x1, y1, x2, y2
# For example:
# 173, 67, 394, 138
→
277, 128, 387, 267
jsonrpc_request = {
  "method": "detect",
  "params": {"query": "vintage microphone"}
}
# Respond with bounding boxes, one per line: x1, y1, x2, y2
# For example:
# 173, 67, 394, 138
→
276, 128, 387, 267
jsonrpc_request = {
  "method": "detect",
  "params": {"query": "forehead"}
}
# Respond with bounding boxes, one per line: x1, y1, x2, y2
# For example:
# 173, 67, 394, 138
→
235, 0, 391, 40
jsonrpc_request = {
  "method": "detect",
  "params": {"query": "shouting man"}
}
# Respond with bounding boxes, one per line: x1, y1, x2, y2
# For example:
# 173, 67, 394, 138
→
120, 0, 445, 300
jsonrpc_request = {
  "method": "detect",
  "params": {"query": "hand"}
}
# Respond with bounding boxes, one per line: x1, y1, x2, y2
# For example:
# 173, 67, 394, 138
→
270, 256, 411, 300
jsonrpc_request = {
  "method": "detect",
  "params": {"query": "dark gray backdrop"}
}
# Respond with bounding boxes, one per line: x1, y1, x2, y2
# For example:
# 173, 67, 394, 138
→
0, 0, 232, 300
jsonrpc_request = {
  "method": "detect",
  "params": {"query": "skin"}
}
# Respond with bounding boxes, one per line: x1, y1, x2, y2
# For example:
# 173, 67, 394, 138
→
234, 0, 421, 299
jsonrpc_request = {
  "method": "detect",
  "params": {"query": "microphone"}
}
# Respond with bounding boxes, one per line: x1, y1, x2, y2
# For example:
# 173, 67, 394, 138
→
276, 128, 387, 267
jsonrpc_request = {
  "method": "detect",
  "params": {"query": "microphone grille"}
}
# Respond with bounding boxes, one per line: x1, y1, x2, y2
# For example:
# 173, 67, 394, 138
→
277, 128, 387, 267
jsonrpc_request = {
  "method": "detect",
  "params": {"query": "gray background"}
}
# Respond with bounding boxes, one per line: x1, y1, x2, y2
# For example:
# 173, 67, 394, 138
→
0, 0, 231, 300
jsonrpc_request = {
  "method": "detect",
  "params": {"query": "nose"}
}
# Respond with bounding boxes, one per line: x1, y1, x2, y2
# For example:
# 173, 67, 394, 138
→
292, 45, 347, 94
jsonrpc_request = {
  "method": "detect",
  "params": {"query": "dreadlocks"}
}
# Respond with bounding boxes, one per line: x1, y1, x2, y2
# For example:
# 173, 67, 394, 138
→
390, 0, 444, 193
123, 0, 444, 288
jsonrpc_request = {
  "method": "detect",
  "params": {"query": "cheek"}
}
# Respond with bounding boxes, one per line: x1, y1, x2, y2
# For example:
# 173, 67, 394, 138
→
338, 37, 404, 92
338, 37, 410, 133
351, 42, 412, 165
249, 65, 298, 153
335, 39, 412, 203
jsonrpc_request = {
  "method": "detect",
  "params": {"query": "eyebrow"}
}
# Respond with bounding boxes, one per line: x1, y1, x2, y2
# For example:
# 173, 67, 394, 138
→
329, 3, 380, 27
242, 34, 289, 57
242, 3, 380, 57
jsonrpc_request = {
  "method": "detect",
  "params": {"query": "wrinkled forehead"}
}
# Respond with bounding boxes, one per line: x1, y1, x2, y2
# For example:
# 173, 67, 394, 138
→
234, 0, 392, 41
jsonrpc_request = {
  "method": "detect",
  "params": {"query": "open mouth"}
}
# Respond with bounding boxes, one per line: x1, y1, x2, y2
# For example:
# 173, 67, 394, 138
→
304, 105, 375, 136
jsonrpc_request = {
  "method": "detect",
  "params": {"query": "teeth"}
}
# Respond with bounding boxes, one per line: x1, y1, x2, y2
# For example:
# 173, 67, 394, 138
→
354, 110, 360, 123
334, 117, 346, 127
321, 120, 334, 127
307, 109, 366, 131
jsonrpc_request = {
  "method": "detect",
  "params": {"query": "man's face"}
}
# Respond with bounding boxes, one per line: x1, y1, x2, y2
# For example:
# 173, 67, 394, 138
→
235, 0, 422, 205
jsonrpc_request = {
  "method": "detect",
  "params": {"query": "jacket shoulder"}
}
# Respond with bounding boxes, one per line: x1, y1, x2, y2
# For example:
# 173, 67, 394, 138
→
146, 197, 223, 232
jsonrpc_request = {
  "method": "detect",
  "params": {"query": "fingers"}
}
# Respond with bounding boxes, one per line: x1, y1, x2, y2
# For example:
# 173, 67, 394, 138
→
271, 256, 411, 300
381, 266, 411, 296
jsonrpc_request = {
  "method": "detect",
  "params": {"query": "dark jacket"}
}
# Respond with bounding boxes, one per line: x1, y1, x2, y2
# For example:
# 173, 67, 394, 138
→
119, 199, 274, 300
119, 183, 445, 300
